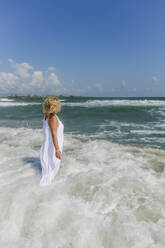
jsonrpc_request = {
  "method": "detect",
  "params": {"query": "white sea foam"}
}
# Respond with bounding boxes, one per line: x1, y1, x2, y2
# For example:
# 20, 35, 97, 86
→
62, 99, 165, 107
0, 102, 41, 107
0, 126, 165, 247
0, 98, 15, 102
130, 130, 165, 134
0, 98, 165, 108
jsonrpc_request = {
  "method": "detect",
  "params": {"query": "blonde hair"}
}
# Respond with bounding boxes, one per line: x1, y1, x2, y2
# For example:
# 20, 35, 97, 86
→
42, 96, 60, 119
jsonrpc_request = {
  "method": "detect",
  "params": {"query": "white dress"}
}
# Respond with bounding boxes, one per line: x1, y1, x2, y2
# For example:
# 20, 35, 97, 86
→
39, 115, 64, 186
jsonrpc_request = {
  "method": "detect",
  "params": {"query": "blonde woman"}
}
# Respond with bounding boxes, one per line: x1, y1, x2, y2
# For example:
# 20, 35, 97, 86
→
39, 96, 64, 186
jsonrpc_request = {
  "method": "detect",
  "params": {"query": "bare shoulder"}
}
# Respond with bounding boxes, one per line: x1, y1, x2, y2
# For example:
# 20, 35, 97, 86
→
48, 115, 59, 127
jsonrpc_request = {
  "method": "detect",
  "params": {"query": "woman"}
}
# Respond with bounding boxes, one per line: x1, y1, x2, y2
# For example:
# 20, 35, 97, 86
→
39, 96, 64, 186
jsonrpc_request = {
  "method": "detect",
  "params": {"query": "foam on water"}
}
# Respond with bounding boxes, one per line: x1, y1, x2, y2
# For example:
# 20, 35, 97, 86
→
1, 97, 165, 108
0, 98, 15, 102
62, 99, 165, 107
0, 102, 41, 107
0, 126, 165, 247
93, 118, 165, 149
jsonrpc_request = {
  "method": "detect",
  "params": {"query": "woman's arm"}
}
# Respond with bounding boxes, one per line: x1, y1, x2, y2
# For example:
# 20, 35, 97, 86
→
48, 116, 62, 159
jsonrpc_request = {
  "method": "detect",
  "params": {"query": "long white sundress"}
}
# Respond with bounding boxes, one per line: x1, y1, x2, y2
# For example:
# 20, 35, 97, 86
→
39, 115, 64, 186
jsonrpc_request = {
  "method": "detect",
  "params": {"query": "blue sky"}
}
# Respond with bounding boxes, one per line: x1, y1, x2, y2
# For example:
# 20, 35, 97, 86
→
0, 0, 165, 97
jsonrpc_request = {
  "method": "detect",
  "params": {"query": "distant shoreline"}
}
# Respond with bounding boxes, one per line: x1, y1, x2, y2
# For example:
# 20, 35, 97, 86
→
0, 94, 88, 98
0, 95, 164, 99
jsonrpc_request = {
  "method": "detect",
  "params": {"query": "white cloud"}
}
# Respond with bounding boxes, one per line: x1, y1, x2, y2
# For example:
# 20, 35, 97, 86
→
0, 59, 109, 96
94, 83, 104, 92
0, 72, 19, 92
31, 71, 44, 85
47, 66, 56, 71
0, 72, 19, 84
8, 58, 34, 79
121, 79, 126, 88
0, 58, 63, 95
47, 72, 60, 85
111, 88, 120, 92
128, 88, 136, 92
152, 76, 160, 82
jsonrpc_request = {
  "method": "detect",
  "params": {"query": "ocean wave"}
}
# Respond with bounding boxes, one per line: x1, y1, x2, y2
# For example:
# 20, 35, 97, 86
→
0, 98, 15, 102
0, 126, 165, 247
0, 102, 41, 107
62, 99, 165, 107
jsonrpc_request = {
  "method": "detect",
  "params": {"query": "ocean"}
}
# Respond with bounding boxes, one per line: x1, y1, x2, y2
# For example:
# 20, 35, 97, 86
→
0, 96, 165, 247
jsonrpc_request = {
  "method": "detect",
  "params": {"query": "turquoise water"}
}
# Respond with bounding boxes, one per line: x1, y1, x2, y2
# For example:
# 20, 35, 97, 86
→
0, 96, 165, 247
0, 96, 165, 148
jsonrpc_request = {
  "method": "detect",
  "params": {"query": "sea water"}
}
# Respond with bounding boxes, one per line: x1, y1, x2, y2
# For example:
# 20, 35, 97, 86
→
0, 96, 165, 247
